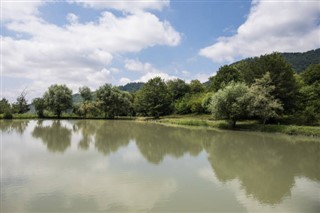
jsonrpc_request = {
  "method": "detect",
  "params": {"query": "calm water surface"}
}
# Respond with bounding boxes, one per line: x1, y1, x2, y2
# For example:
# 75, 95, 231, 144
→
1, 120, 320, 212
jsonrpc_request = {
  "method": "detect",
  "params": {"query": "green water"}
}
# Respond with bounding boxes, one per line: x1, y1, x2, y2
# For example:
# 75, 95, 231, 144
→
1, 120, 319, 212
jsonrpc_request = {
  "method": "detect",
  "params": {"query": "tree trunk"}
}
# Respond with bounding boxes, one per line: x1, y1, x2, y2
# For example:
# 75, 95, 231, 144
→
230, 120, 236, 128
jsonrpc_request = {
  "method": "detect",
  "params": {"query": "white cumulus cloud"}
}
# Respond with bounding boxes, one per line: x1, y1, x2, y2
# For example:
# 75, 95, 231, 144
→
68, 0, 169, 13
124, 59, 177, 82
2, 1, 181, 100
199, 0, 320, 63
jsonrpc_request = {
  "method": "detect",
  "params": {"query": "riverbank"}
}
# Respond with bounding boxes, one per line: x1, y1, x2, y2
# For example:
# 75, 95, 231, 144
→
1, 113, 319, 137
152, 115, 320, 137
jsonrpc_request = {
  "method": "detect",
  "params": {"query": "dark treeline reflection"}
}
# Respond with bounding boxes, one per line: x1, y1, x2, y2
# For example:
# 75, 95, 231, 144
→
0, 120, 29, 135
203, 133, 320, 204
32, 120, 72, 153
4, 120, 319, 205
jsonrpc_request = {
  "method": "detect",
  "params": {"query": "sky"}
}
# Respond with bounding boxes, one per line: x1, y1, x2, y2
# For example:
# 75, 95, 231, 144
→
1, 0, 320, 101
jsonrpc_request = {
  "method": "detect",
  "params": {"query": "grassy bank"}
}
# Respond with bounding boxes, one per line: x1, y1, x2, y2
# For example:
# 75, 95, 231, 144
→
155, 115, 320, 137
1, 113, 319, 137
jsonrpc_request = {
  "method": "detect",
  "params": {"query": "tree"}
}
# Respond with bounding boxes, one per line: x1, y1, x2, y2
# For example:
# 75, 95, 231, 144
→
190, 80, 205, 93
208, 65, 243, 92
32, 98, 46, 118
96, 84, 133, 118
12, 91, 30, 114
78, 86, 94, 118
79, 86, 92, 101
167, 78, 190, 100
235, 53, 299, 112
96, 84, 114, 118
43, 84, 73, 118
209, 82, 252, 127
0, 98, 11, 114
134, 77, 172, 118
301, 64, 320, 85
249, 72, 283, 124
297, 64, 320, 124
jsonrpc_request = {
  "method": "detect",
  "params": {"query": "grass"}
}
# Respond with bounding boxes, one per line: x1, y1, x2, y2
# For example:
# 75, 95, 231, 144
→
155, 114, 320, 137
1, 113, 319, 137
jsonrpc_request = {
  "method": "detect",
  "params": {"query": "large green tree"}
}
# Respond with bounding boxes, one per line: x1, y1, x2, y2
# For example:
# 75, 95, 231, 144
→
209, 82, 252, 127
298, 64, 320, 123
301, 64, 320, 85
32, 98, 46, 118
209, 65, 243, 92
78, 86, 96, 118
96, 84, 133, 118
43, 84, 73, 118
189, 80, 205, 94
235, 53, 299, 112
167, 78, 190, 100
249, 72, 283, 124
0, 98, 11, 114
134, 77, 171, 118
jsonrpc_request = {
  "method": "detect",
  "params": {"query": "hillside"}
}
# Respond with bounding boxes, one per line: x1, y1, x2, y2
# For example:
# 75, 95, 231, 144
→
231, 48, 319, 73
118, 82, 145, 93
282, 48, 320, 73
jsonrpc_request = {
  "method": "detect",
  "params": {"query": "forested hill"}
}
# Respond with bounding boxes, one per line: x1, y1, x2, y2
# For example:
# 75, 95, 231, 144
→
231, 48, 319, 73
282, 48, 320, 73
118, 82, 145, 92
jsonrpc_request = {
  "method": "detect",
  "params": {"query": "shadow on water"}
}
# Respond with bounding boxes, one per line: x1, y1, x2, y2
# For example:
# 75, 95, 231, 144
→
3, 119, 319, 205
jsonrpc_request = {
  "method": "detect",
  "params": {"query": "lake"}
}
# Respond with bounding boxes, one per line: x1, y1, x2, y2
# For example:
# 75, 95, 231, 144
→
1, 120, 319, 212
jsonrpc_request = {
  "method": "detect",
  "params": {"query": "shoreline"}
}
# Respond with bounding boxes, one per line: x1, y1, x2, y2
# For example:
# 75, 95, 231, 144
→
1, 114, 320, 138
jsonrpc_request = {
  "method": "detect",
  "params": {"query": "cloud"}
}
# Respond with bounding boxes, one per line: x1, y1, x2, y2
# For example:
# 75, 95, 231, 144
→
66, 13, 79, 24
1, 0, 44, 21
125, 59, 154, 73
2, 2, 181, 100
68, 0, 169, 13
124, 59, 177, 82
119, 77, 131, 85
199, 0, 320, 63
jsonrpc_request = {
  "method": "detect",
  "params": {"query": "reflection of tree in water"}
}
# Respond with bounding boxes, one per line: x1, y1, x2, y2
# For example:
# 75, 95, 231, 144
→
93, 121, 132, 155
203, 132, 320, 204
134, 124, 205, 164
32, 121, 72, 153
0, 120, 29, 135
73, 120, 97, 150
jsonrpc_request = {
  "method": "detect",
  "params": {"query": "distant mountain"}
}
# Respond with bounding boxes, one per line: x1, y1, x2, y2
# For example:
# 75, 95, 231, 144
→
72, 93, 83, 104
282, 48, 320, 73
118, 82, 145, 93
230, 48, 320, 73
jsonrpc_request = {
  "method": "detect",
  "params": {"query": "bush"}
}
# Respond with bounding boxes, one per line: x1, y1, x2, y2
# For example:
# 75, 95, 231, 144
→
3, 111, 13, 119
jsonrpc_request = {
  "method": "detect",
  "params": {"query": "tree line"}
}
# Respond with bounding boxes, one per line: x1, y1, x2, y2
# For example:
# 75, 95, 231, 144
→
1, 52, 319, 127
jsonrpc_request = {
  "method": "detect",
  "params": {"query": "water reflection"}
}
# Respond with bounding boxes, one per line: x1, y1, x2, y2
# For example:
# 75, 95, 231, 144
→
203, 134, 320, 204
2, 119, 320, 211
32, 120, 72, 153
134, 123, 204, 164
0, 120, 29, 134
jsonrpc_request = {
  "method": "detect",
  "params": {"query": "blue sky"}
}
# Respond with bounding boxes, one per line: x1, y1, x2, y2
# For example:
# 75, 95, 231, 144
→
1, 0, 320, 101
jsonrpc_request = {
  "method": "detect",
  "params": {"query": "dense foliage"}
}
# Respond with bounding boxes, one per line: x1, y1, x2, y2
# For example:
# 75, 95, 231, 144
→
282, 48, 320, 73
43, 84, 73, 118
134, 77, 171, 118
1, 51, 319, 127
118, 82, 144, 93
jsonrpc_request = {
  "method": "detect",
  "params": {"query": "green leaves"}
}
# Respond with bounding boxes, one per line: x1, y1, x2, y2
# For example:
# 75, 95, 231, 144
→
43, 84, 73, 118
209, 82, 251, 127
134, 77, 171, 118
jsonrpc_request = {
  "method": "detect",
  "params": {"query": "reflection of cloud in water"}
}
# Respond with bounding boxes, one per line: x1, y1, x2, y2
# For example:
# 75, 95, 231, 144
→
3, 143, 177, 212
121, 141, 145, 164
